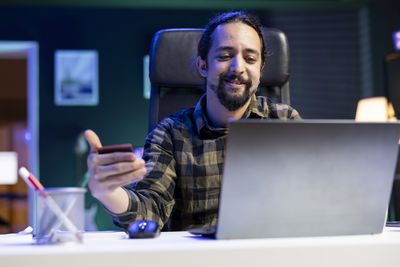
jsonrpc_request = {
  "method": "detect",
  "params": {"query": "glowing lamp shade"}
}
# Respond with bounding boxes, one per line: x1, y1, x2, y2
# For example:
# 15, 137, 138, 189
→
356, 96, 397, 122
355, 97, 388, 122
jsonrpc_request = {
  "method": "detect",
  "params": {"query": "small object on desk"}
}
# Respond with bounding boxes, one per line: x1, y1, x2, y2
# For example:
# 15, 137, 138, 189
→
189, 225, 217, 238
128, 220, 160, 239
17, 226, 33, 235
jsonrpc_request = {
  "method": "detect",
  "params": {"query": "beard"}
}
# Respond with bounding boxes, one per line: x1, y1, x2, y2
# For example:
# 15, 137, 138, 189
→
210, 72, 256, 112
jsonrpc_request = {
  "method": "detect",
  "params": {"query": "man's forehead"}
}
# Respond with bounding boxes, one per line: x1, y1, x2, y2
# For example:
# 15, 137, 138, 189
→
210, 22, 262, 52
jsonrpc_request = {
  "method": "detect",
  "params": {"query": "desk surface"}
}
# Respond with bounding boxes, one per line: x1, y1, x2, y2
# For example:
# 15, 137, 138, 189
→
2, 227, 400, 267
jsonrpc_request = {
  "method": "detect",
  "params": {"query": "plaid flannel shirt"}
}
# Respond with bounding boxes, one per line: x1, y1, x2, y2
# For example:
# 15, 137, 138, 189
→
108, 94, 301, 231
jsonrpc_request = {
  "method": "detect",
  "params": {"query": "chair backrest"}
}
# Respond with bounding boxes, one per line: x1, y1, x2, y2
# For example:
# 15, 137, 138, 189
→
148, 27, 290, 132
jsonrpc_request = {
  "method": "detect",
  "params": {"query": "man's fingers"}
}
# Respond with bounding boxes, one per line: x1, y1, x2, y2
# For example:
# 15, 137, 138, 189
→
84, 129, 102, 152
90, 152, 136, 167
94, 166, 147, 191
102, 169, 147, 188
92, 159, 146, 180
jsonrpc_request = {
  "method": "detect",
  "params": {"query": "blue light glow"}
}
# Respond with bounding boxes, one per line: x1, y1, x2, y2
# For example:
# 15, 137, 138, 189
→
24, 131, 31, 142
393, 30, 400, 51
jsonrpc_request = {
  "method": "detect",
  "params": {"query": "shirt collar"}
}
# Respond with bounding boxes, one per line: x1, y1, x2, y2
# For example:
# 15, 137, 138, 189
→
194, 94, 227, 139
242, 94, 268, 119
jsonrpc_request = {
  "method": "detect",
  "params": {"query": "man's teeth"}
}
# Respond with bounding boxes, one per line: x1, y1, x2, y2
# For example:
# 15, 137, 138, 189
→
226, 80, 242, 84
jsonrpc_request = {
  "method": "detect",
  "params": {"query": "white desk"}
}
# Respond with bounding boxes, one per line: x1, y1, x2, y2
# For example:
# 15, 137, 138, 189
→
1, 228, 400, 267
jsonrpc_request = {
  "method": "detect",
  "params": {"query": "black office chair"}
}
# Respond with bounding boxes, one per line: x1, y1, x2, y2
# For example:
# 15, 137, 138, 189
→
148, 28, 290, 132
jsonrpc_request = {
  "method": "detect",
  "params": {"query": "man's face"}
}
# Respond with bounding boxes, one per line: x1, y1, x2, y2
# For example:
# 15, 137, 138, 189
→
200, 22, 264, 111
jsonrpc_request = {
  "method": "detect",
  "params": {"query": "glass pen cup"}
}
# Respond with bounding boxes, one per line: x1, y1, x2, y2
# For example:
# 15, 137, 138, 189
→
34, 187, 86, 244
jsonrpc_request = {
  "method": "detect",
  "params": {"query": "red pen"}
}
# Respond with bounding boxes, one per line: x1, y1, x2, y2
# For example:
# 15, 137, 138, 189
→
19, 167, 48, 197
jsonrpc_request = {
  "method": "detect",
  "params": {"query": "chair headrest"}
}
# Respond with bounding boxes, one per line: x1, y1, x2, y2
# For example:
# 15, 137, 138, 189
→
149, 28, 289, 89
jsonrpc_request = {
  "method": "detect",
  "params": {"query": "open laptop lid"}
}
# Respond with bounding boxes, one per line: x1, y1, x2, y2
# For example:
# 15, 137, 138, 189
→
216, 120, 400, 239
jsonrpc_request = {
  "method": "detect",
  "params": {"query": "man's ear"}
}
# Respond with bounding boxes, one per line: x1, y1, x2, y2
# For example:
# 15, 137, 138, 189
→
196, 56, 207, 78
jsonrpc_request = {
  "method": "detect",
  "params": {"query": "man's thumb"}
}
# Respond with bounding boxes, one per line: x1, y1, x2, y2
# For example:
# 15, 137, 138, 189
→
84, 129, 102, 152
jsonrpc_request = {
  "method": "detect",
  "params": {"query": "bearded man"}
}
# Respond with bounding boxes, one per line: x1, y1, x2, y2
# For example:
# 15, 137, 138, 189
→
85, 11, 300, 231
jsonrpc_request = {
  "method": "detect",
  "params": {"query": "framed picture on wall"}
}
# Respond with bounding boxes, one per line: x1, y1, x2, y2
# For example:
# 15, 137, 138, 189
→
55, 50, 99, 106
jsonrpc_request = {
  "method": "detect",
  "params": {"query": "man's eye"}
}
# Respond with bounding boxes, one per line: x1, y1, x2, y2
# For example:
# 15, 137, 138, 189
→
217, 55, 231, 61
246, 57, 257, 63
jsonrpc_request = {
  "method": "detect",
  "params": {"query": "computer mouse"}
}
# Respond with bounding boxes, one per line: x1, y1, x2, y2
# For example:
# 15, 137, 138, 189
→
128, 220, 160, 239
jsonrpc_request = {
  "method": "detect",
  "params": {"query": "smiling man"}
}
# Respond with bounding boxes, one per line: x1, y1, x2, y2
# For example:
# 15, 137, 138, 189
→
85, 11, 301, 231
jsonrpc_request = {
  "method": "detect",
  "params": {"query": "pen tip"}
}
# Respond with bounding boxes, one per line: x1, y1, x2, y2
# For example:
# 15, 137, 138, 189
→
18, 167, 29, 178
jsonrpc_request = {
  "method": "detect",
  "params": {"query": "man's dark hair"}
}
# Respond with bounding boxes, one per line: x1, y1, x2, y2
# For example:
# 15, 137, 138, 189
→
198, 11, 266, 65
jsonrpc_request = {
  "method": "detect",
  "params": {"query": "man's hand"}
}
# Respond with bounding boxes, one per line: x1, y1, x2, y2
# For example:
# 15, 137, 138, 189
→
84, 130, 147, 199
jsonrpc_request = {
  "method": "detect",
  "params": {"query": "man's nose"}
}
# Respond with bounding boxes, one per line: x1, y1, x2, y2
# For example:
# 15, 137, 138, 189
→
230, 56, 245, 73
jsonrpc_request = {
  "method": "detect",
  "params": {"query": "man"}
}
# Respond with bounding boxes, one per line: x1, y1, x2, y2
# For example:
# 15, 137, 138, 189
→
85, 11, 301, 231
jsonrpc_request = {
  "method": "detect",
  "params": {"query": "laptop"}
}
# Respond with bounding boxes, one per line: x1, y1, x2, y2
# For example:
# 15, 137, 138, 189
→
191, 120, 400, 239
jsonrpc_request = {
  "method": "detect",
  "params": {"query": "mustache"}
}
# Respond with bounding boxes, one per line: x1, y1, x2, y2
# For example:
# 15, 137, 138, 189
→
221, 73, 248, 84
218, 73, 252, 90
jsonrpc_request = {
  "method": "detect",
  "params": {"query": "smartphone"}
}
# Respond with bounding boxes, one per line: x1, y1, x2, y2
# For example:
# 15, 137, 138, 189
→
97, 144, 134, 154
